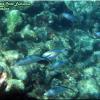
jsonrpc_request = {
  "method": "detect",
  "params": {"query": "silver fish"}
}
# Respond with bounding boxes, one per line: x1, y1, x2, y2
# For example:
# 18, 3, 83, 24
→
44, 86, 66, 96
50, 61, 67, 70
95, 32, 100, 37
62, 12, 77, 22
14, 55, 46, 66
42, 49, 67, 60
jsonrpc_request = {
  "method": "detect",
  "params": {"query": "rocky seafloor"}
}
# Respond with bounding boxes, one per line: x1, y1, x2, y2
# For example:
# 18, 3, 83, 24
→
0, 1, 100, 100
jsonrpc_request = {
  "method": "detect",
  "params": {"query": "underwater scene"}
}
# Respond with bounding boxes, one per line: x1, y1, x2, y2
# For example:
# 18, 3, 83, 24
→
0, 0, 100, 100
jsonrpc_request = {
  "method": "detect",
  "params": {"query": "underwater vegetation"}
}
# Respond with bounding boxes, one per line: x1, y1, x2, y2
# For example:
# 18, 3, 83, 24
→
0, 1, 100, 100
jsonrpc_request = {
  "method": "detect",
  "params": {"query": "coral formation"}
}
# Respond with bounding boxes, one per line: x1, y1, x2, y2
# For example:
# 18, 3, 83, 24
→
0, 1, 100, 99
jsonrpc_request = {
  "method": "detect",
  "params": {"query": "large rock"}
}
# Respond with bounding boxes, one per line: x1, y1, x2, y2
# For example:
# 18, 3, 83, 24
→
6, 79, 25, 92
7, 10, 23, 34
11, 66, 27, 81
77, 78, 100, 98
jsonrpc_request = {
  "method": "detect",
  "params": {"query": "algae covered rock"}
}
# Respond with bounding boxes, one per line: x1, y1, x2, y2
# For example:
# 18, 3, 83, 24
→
45, 40, 62, 50
79, 36, 94, 60
33, 27, 49, 42
11, 66, 27, 81
7, 10, 23, 34
79, 36, 94, 52
0, 61, 9, 72
5, 79, 25, 92
68, 29, 94, 62
64, 1, 94, 14
78, 78, 100, 98
2, 50, 20, 65
83, 67, 94, 79
93, 51, 100, 64
19, 24, 37, 39
94, 66, 100, 86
